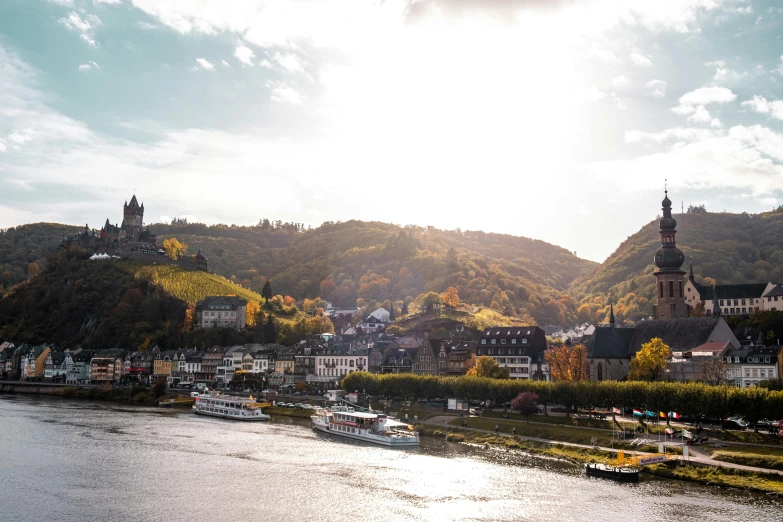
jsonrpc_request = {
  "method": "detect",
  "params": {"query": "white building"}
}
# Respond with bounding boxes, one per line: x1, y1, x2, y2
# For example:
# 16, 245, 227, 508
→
684, 274, 783, 317
195, 296, 248, 330
723, 346, 781, 388
313, 349, 369, 382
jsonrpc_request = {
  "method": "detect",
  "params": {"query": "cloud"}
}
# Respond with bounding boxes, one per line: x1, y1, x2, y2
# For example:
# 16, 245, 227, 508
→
194, 58, 215, 71
630, 52, 652, 67
612, 75, 629, 87
713, 67, 747, 83
0, 140, 6, 152
47, 0, 74, 6
742, 96, 783, 121
774, 56, 783, 75
625, 127, 719, 144
93, 0, 122, 4
58, 12, 101, 47
78, 60, 100, 72
273, 51, 305, 73
671, 86, 736, 116
137, 21, 158, 30
269, 83, 302, 104
645, 79, 667, 98
221, 60, 231, 68
233, 42, 254, 66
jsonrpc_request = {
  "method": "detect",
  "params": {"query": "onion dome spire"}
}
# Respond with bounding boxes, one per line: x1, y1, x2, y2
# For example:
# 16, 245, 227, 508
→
654, 187, 685, 273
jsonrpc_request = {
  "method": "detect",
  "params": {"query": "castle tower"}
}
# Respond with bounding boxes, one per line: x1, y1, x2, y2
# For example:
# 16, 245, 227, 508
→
653, 189, 688, 319
122, 195, 144, 239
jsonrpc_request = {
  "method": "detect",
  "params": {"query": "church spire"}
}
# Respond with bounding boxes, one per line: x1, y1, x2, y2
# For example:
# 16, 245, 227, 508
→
609, 296, 615, 328
689, 263, 695, 282
712, 285, 721, 318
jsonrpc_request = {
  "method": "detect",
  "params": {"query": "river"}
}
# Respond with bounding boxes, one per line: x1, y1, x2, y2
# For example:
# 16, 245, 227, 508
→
0, 394, 781, 521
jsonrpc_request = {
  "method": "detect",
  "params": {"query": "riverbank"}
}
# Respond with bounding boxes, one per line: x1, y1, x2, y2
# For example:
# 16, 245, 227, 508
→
416, 422, 783, 495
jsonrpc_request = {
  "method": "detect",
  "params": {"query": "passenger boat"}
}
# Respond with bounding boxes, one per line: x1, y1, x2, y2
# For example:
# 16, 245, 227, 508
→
193, 394, 270, 421
584, 463, 639, 483
311, 405, 419, 447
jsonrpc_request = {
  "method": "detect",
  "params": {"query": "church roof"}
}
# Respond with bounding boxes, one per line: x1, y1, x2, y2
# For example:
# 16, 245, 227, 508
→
693, 283, 769, 300
629, 317, 725, 356
589, 326, 635, 359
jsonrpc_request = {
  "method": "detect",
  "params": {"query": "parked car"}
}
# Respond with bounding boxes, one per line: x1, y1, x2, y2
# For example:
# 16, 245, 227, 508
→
293, 403, 306, 409
722, 419, 748, 430
190, 392, 200, 398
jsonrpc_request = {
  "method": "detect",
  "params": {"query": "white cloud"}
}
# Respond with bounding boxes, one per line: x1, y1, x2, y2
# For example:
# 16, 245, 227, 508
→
0, 140, 6, 152
630, 52, 652, 67
269, 83, 302, 104
742, 96, 783, 121
672, 86, 736, 117
47, 0, 74, 6
705, 60, 726, 68
8, 131, 33, 145
625, 127, 719, 144
78, 60, 100, 71
713, 67, 747, 83
589, 44, 617, 62
137, 21, 158, 30
688, 105, 712, 124
93, 0, 122, 4
221, 60, 231, 68
645, 79, 667, 98
58, 12, 101, 47
194, 58, 215, 71
612, 75, 629, 87
233, 42, 254, 66
273, 51, 305, 73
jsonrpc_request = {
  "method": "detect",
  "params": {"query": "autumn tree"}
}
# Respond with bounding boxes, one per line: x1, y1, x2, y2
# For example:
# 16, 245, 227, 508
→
544, 343, 589, 381
138, 338, 151, 352
698, 357, 727, 385
162, 238, 187, 260
629, 337, 670, 381
184, 302, 196, 331
246, 301, 262, 328
441, 286, 460, 309
27, 262, 40, 279
690, 301, 705, 317
262, 280, 272, 304
466, 356, 510, 379
511, 392, 539, 422
415, 292, 441, 314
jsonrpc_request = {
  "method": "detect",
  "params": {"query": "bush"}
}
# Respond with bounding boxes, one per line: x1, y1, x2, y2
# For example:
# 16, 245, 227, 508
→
150, 382, 167, 398
132, 392, 149, 402
446, 433, 466, 443
60, 387, 76, 398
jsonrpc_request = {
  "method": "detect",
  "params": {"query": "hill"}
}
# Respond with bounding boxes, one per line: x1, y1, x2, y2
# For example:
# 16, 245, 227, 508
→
150, 220, 595, 326
0, 223, 81, 295
570, 210, 783, 324
0, 249, 325, 350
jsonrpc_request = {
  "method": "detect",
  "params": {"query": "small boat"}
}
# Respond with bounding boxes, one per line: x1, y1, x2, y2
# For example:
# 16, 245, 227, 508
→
311, 405, 419, 447
193, 393, 270, 421
585, 462, 639, 483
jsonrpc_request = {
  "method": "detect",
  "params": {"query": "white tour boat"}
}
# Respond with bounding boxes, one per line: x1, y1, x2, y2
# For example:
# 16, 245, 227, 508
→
311, 405, 419, 447
194, 394, 270, 421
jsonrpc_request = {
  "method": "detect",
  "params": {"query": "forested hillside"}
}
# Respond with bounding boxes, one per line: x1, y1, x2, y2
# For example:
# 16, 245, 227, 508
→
0, 223, 80, 294
571, 210, 783, 325
151, 220, 595, 326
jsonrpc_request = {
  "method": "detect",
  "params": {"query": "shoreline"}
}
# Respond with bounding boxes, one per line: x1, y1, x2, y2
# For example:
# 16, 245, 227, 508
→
416, 424, 783, 496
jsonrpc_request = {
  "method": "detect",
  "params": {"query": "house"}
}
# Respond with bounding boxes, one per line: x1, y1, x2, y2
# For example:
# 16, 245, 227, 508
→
413, 339, 440, 375
7, 344, 29, 381
587, 316, 740, 382
380, 346, 417, 374
359, 315, 387, 332
66, 350, 93, 384
667, 341, 733, 382
444, 342, 477, 376
198, 348, 225, 382
90, 349, 126, 383
153, 351, 179, 384
684, 273, 772, 317
273, 346, 298, 374
476, 327, 550, 380
44, 351, 69, 381
723, 345, 781, 388
312, 345, 369, 385
217, 346, 247, 383
125, 351, 154, 384
368, 308, 391, 323
396, 335, 422, 350
195, 296, 248, 330
0, 351, 7, 378
21, 345, 51, 380
184, 351, 203, 377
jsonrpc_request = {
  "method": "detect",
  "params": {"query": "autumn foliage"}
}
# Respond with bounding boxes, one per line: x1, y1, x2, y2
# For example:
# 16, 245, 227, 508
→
545, 343, 589, 381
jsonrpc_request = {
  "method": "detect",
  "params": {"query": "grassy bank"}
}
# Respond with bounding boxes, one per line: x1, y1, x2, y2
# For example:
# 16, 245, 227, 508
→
60, 386, 171, 406
419, 424, 783, 495
711, 452, 783, 472
265, 407, 314, 418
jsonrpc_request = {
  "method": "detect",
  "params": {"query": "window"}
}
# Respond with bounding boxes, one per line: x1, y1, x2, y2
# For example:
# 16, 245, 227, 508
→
734, 299, 739, 306
481, 339, 486, 344
720, 299, 724, 306
742, 299, 746, 306
679, 281, 683, 298
522, 339, 528, 344
742, 308, 747, 314
511, 339, 517, 344
669, 280, 674, 298
491, 339, 496, 344
501, 339, 506, 344
659, 282, 664, 298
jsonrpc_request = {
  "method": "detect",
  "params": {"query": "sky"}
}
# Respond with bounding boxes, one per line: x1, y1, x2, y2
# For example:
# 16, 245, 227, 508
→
1, 0, 783, 263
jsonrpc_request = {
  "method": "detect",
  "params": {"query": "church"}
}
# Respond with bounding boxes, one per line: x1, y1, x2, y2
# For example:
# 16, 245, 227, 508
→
586, 190, 740, 381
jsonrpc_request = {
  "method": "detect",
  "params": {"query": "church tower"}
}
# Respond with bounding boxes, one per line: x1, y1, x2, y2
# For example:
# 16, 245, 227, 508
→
122, 195, 144, 239
653, 189, 688, 319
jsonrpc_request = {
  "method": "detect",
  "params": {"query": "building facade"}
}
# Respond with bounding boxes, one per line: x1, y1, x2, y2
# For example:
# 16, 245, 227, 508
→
476, 327, 549, 380
195, 296, 248, 330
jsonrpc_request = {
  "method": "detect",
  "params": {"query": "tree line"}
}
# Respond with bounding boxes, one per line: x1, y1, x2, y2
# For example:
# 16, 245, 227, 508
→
341, 372, 783, 427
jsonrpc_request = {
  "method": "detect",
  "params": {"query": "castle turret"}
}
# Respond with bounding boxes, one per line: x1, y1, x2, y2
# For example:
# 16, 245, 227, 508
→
122, 194, 144, 240
653, 189, 688, 319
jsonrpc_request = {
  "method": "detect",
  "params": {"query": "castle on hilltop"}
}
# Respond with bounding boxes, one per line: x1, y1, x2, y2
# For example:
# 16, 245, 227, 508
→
61, 195, 208, 271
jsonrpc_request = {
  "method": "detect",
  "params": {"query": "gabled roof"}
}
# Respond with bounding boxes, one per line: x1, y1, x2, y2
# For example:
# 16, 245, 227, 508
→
94, 348, 127, 359
693, 283, 769, 300
588, 326, 635, 359
629, 317, 729, 356
49, 352, 66, 366
764, 284, 783, 297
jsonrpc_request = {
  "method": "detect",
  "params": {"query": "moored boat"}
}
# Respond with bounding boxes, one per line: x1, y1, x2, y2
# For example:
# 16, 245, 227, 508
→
311, 405, 419, 447
585, 463, 639, 483
193, 394, 270, 421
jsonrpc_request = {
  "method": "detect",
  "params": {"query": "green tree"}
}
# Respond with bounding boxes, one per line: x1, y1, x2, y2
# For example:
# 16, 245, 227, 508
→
263, 315, 277, 344
629, 338, 670, 381
262, 280, 272, 304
